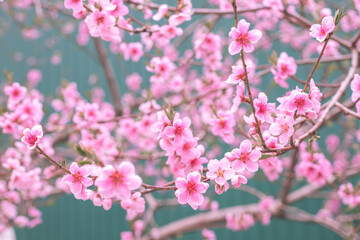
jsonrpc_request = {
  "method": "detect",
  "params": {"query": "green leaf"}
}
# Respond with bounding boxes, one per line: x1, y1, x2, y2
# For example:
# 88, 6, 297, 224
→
75, 145, 88, 157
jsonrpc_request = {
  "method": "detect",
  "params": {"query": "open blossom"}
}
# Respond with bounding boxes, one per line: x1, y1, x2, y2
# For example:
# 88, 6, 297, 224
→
295, 151, 333, 186
64, 0, 84, 12
95, 162, 142, 200
122, 42, 143, 62
228, 19, 262, 54
338, 182, 360, 207
351, 74, 360, 102
254, 92, 275, 122
271, 52, 297, 88
4, 82, 27, 108
225, 139, 261, 172
163, 117, 192, 145
120, 192, 146, 220
84, 10, 120, 42
175, 171, 209, 210
21, 125, 43, 150
286, 90, 313, 115
269, 115, 294, 145
309, 16, 335, 42
209, 111, 235, 144
206, 158, 235, 186
62, 163, 93, 197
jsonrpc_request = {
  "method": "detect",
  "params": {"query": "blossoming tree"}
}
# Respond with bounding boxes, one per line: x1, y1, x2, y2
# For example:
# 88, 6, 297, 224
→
1, 0, 360, 239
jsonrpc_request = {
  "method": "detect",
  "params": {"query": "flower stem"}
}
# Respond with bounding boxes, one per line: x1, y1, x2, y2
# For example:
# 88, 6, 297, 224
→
303, 33, 333, 92
36, 146, 71, 174
240, 48, 268, 149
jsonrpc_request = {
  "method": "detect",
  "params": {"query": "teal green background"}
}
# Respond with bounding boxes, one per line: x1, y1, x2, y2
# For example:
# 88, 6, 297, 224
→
0, 1, 350, 239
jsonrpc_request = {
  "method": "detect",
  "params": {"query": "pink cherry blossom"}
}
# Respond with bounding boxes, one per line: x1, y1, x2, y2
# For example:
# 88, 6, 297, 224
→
206, 158, 235, 186
338, 182, 360, 208
163, 117, 192, 145
309, 16, 335, 42
254, 92, 275, 122
271, 52, 297, 88
153, 4, 168, 21
21, 125, 43, 150
126, 73, 142, 92
26, 69, 42, 87
95, 162, 142, 200
64, 0, 84, 12
228, 19, 262, 54
225, 139, 261, 172
123, 42, 143, 62
120, 192, 146, 220
269, 115, 294, 145
231, 174, 248, 188
286, 90, 313, 115
4, 82, 27, 108
62, 163, 93, 197
175, 171, 209, 210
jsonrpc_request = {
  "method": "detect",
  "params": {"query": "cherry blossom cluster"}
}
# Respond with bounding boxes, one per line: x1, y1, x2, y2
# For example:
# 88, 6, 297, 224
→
1, 0, 360, 239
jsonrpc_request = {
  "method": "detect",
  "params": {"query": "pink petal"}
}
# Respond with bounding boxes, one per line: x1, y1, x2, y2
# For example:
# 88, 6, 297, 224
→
232, 160, 245, 172
70, 182, 82, 195
246, 161, 259, 172
82, 177, 93, 187
118, 161, 135, 175
322, 16, 335, 33
163, 126, 175, 138
228, 41, 241, 55
207, 159, 219, 172
189, 192, 204, 206
177, 190, 189, 204
249, 149, 261, 161
175, 177, 187, 189
243, 42, 255, 53
196, 182, 209, 193
247, 29, 262, 43
31, 125, 43, 138
309, 24, 321, 38
237, 19, 250, 34
69, 162, 79, 174
240, 139, 252, 153
126, 175, 142, 190
62, 174, 74, 184
224, 169, 235, 180
187, 171, 201, 183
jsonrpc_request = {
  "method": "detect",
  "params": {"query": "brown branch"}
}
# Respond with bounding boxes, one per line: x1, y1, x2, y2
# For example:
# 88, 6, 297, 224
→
303, 33, 333, 92
283, 206, 360, 240
279, 148, 299, 205
295, 48, 359, 145
36, 146, 70, 174
240, 47, 267, 149
124, 0, 269, 15
282, 10, 352, 49
93, 38, 122, 115
291, 75, 340, 88
335, 101, 360, 119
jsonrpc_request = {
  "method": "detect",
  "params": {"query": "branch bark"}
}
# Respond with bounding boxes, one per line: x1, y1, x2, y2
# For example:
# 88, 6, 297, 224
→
93, 38, 122, 115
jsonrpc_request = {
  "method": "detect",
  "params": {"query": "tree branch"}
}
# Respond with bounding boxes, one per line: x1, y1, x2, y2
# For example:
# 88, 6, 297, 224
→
93, 38, 122, 115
